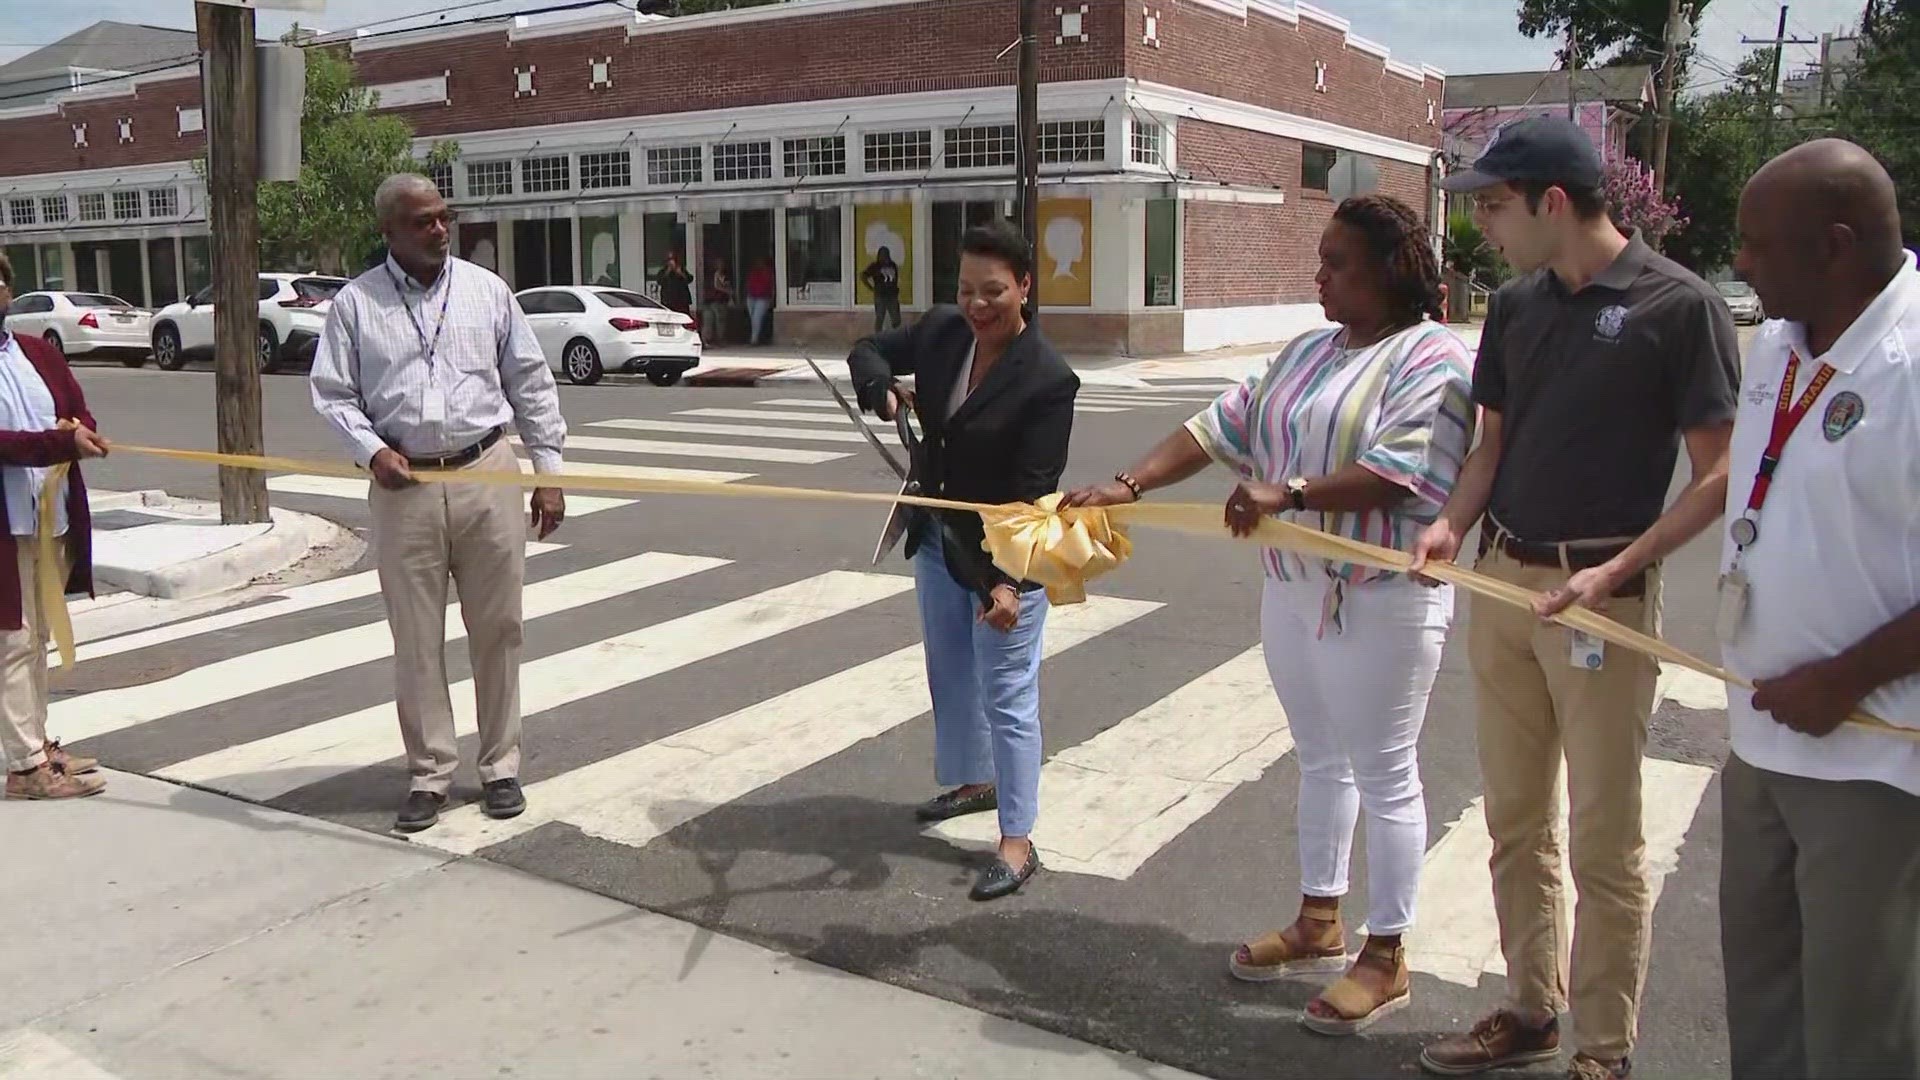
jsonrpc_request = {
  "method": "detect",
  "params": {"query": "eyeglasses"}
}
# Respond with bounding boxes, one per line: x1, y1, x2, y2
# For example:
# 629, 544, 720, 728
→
1471, 194, 1516, 214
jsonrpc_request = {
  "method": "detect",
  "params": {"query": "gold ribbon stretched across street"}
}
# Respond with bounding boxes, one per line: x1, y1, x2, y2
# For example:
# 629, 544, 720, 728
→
40, 443, 1903, 742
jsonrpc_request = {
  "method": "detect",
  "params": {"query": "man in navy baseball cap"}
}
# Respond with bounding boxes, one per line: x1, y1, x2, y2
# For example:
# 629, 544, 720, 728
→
1441, 114, 1605, 195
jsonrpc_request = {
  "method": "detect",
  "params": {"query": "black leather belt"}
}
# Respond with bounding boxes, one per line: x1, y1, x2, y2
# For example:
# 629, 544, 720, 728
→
1478, 530, 1649, 599
404, 427, 502, 470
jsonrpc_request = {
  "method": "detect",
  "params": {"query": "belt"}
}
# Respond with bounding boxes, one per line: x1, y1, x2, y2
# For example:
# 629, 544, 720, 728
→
1477, 529, 1650, 599
403, 427, 502, 470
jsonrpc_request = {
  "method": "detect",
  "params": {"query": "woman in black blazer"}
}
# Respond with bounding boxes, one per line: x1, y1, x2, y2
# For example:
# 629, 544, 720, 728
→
847, 219, 1078, 900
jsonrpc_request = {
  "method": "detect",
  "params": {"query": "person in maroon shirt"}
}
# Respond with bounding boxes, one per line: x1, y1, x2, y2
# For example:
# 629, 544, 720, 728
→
0, 253, 112, 800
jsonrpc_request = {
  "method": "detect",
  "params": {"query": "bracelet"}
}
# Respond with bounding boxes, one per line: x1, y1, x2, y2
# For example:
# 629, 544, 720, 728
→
1114, 471, 1143, 501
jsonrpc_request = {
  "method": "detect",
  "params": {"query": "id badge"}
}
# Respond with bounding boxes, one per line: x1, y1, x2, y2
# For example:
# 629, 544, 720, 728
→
1570, 629, 1605, 671
422, 384, 447, 425
1716, 568, 1750, 642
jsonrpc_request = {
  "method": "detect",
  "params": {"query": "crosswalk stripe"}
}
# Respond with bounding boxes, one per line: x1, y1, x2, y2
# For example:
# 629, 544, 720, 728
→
162, 570, 916, 803
551, 461, 755, 484
1658, 663, 1730, 711
70, 542, 567, 663
419, 592, 1160, 856
1405, 756, 1716, 986
925, 645, 1288, 878
590, 418, 902, 446
759, 396, 1155, 414
522, 433, 851, 465
753, 399, 865, 409
55, 552, 729, 745
265, 475, 635, 516
676, 407, 908, 425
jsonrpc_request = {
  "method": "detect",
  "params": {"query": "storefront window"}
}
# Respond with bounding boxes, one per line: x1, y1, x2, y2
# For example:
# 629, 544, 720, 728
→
642, 213, 685, 302
784, 206, 842, 305
931, 200, 1007, 304
579, 215, 620, 288
1144, 198, 1177, 307
4, 246, 38, 291
182, 236, 211, 295
147, 237, 180, 306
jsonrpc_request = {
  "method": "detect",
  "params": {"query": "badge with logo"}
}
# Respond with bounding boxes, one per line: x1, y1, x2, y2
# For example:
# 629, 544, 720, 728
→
1595, 305, 1628, 341
1822, 391, 1864, 441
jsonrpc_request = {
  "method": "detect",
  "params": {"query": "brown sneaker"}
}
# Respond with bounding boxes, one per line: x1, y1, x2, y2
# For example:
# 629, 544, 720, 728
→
1567, 1053, 1631, 1079
1419, 1009, 1561, 1075
6, 763, 106, 800
44, 739, 98, 775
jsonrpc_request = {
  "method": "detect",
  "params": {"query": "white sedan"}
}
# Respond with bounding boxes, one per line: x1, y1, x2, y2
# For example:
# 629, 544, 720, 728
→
513, 285, 702, 386
4, 291, 151, 365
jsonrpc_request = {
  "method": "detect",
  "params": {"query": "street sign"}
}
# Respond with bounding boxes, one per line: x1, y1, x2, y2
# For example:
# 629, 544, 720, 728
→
196, 0, 327, 11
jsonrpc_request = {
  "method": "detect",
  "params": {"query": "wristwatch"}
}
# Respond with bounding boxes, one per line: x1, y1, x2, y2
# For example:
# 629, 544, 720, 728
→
1285, 476, 1309, 512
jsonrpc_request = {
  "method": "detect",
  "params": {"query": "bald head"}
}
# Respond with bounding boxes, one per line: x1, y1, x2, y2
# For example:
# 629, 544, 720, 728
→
1735, 139, 1906, 328
374, 171, 451, 279
1748, 139, 1903, 260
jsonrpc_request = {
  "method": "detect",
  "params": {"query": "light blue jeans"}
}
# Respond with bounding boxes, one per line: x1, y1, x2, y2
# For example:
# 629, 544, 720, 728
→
913, 529, 1049, 838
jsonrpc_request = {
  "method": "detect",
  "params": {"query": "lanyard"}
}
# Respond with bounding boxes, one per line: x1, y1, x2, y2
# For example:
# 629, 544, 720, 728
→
387, 263, 453, 371
1729, 350, 1835, 550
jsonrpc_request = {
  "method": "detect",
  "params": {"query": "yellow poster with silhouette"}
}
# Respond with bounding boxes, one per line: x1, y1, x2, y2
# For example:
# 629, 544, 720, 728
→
854, 203, 914, 305
1036, 198, 1093, 307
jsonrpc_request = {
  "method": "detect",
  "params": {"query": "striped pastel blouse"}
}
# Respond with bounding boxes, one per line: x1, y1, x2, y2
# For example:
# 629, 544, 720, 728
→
1184, 321, 1474, 610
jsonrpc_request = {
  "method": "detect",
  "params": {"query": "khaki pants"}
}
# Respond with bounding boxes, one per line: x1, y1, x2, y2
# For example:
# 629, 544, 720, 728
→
0, 541, 58, 772
1721, 754, 1920, 1080
1467, 545, 1662, 1062
370, 439, 526, 795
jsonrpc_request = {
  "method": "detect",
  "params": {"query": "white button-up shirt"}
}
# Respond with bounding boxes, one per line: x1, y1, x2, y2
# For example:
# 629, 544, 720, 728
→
1719, 252, 1920, 794
310, 256, 566, 473
0, 333, 67, 538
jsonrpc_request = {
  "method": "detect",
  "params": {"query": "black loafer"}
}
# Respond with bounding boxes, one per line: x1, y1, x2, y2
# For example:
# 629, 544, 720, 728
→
482, 778, 526, 819
395, 790, 446, 833
915, 786, 997, 822
969, 848, 1040, 901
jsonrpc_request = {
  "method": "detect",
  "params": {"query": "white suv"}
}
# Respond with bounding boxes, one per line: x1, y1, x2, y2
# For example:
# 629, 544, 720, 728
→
149, 272, 349, 373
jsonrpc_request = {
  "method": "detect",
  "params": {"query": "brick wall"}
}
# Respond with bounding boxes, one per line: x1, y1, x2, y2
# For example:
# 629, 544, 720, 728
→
0, 77, 205, 178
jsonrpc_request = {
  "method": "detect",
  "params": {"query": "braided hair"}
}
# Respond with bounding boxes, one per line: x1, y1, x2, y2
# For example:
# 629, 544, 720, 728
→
1331, 194, 1446, 327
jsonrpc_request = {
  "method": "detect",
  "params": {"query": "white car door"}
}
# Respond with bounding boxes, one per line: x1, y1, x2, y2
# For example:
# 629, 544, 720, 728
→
177, 286, 217, 350
515, 291, 562, 370
6, 294, 56, 340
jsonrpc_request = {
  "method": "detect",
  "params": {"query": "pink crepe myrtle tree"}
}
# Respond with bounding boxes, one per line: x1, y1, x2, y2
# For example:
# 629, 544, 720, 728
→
1605, 156, 1688, 246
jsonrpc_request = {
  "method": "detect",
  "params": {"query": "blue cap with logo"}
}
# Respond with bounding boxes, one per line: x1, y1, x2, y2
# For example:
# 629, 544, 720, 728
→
1441, 114, 1605, 193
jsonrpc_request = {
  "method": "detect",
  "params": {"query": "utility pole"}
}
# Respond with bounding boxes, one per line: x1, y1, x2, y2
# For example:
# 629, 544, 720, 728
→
1566, 22, 1579, 120
1016, 0, 1040, 320
1743, 5, 1817, 153
196, 1, 269, 525
1651, 0, 1689, 194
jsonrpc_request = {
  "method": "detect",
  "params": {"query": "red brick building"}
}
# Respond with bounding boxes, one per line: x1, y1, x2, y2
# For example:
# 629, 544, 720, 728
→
0, 0, 1445, 354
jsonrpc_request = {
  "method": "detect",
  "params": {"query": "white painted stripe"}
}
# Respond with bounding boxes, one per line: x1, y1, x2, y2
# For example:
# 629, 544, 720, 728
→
1658, 663, 1730, 711
677, 407, 889, 425
419, 593, 1158, 855
753, 397, 1136, 415
0, 1029, 124, 1080
1077, 395, 1210, 407
53, 552, 728, 744
548, 460, 755, 485
925, 646, 1288, 878
518, 433, 850, 465
590, 418, 901, 446
164, 570, 916, 803
753, 398, 859, 409
265, 474, 634, 516
1405, 756, 1716, 986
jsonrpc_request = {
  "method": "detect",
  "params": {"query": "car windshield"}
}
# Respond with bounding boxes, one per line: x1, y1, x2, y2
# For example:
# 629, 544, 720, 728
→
65, 293, 132, 309
594, 289, 668, 311
1716, 282, 1755, 297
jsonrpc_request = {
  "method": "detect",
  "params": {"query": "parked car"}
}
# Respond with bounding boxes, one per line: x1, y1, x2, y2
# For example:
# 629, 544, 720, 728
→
513, 285, 703, 386
1716, 280, 1766, 325
3, 291, 152, 366
148, 272, 349, 373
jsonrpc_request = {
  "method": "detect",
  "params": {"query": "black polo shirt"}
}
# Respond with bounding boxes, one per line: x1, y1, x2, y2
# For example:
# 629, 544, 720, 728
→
1474, 231, 1740, 543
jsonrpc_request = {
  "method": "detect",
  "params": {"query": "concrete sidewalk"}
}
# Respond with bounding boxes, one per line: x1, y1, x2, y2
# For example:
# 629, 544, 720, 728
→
1, 771, 1201, 1080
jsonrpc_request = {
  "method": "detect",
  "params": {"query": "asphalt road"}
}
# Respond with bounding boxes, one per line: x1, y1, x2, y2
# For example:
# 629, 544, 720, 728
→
57, 350, 1740, 1080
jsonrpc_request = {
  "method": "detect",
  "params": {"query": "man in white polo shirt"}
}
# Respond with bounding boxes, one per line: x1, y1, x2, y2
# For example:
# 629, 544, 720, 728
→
1718, 138, 1920, 1080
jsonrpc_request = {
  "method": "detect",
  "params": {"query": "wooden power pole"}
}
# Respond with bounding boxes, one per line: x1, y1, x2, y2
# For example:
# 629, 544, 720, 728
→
1016, 0, 1040, 319
196, 1, 270, 525
1651, 0, 1687, 194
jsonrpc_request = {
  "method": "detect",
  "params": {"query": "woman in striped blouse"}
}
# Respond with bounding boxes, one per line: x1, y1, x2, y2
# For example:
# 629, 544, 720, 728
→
1064, 195, 1474, 1035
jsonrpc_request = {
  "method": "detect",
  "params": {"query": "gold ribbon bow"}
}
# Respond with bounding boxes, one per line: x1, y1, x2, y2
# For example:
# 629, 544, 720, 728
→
979, 493, 1133, 605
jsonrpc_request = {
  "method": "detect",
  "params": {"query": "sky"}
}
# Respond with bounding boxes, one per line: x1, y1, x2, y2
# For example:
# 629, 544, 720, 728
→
0, 0, 1869, 92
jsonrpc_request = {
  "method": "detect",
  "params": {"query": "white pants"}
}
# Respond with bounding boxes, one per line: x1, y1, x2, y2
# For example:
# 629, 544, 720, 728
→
1260, 575, 1453, 935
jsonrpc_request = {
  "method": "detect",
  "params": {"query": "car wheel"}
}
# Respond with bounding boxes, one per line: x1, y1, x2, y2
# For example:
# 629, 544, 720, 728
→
646, 369, 682, 387
564, 339, 604, 386
42, 330, 64, 356
258, 323, 281, 374
153, 325, 186, 371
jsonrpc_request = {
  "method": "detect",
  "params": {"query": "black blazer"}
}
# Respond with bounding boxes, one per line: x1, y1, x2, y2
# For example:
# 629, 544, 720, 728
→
847, 306, 1079, 600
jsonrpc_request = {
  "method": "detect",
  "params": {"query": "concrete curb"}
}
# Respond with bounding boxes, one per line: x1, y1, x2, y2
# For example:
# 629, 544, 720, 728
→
92, 503, 354, 601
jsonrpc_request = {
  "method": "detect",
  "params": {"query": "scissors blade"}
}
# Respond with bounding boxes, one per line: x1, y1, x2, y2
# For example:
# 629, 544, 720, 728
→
803, 357, 909, 481
872, 475, 916, 565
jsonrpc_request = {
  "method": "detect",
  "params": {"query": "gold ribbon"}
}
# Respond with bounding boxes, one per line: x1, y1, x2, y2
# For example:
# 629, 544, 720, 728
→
37, 460, 75, 671
55, 443, 1906, 743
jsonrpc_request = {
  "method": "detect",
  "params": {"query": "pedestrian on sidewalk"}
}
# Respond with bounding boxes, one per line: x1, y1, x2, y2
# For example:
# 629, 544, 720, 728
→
1409, 116, 1740, 1080
1715, 139, 1920, 1080
847, 219, 1078, 901
310, 173, 568, 835
863, 246, 902, 333
1062, 194, 1473, 1035
745, 258, 775, 346
0, 252, 112, 801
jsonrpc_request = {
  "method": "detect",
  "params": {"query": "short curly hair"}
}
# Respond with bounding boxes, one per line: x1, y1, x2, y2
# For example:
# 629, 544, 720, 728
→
1331, 194, 1445, 325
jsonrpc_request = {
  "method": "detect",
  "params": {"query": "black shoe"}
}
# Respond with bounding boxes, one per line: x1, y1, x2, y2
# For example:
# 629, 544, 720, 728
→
969, 847, 1040, 901
915, 786, 998, 822
395, 790, 446, 833
482, 778, 526, 819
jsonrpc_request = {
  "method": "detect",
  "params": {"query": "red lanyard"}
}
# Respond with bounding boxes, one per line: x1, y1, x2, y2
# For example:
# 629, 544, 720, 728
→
1745, 350, 1835, 515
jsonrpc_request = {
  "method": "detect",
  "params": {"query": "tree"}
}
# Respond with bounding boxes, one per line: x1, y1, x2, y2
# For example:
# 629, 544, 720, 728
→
1517, 0, 1715, 69
1660, 52, 1770, 271
203, 46, 457, 275
1826, 0, 1920, 247
1604, 155, 1687, 243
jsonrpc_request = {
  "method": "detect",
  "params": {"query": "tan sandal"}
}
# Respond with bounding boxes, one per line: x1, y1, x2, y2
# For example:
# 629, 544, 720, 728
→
1299, 938, 1410, 1036
1228, 909, 1348, 982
